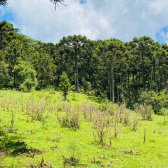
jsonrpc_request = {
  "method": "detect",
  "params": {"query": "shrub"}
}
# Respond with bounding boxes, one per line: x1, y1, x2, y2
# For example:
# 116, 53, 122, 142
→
158, 107, 168, 125
57, 103, 80, 130
20, 78, 37, 92
135, 103, 153, 121
82, 102, 94, 122
14, 60, 37, 91
158, 107, 168, 115
93, 111, 111, 144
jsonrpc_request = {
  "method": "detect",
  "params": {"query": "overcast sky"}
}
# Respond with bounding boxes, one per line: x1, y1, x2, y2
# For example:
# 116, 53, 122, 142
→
0, 0, 168, 44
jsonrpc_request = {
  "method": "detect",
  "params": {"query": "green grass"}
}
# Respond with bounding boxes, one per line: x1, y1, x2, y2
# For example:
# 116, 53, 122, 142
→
0, 90, 168, 168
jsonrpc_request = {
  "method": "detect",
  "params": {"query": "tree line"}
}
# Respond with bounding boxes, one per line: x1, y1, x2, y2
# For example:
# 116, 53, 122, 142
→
1, 20, 168, 111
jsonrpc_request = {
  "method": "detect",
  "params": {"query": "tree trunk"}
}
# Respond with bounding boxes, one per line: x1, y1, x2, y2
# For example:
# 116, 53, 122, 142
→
110, 64, 114, 103
142, 50, 145, 91
75, 48, 78, 92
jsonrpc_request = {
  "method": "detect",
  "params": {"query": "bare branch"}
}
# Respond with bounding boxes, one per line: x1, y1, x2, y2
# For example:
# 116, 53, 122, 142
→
0, 0, 7, 6
50, 0, 67, 10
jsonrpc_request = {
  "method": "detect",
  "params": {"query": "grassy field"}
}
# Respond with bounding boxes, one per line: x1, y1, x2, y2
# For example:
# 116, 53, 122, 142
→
0, 90, 168, 168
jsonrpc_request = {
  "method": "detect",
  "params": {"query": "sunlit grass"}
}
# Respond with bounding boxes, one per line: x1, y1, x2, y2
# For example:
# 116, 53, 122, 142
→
0, 90, 168, 167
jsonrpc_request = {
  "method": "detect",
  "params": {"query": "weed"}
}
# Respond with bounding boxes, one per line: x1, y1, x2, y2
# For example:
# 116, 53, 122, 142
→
0, 126, 6, 136
144, 127, 147, 143
93, 111, 111, 144
57, 103, 80, 130
123, 109, 131, 126
67, 139, 81, 163
135, 103, 153, 121
132, 113, 140, 131
8, 111, 17, 133
119, 104, 127, 123
82, 102, 94, 122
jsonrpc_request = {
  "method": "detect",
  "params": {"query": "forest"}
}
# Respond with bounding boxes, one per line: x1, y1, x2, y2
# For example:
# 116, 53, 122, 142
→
1, 19, 168, 167
1, 20, 168, 112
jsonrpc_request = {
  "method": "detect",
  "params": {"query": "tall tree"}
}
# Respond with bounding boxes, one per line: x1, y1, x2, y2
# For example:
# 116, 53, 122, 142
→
133, 36, 155, 91
60, 35, 88, 92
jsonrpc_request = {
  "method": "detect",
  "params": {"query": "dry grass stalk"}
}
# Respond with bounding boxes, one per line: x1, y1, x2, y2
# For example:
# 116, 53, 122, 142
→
119, 104, 127, 123
93, 111, 111, 144
57, 103, 80, 130
134, 103, 153, 121
25, 101, 46, 122
132, 113, 140, 131
123, 109, 131, 126
144, 127, 147, 143
82, 102, 94, 122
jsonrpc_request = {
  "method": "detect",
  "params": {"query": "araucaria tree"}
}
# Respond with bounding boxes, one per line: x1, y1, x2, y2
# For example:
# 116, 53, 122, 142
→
0, 0, 7, 6
59, 72, 71, 100
1, 20, 168, 111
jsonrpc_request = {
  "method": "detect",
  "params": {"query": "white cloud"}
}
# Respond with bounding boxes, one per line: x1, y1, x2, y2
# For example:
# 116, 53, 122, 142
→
157, 28, 168, 44
0, 5, 9, 16
1, 0, 168, 43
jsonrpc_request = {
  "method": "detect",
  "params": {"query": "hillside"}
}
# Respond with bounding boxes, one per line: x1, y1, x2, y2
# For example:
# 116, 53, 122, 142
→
0, 90, 168, 167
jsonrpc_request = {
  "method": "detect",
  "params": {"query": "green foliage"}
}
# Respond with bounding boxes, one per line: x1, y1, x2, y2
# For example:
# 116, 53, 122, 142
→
14, 60, 37, 91
20, 78, 37, 92
0, 61, 9, 88
158, 107, 168, 116
83, 81, 92, 92
67, 139, 81, 163
1, 20, 168, 110
139, 90, 168, 113
59, 72, 71, 99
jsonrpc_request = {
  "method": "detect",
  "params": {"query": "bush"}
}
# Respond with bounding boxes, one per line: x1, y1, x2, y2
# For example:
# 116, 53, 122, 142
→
158, 107, 168, 116
14, 60, 37, 92
93, 111, 111, 144
57, 103, 80, 130
135, 103, 153, 121
20, 78, 37, 92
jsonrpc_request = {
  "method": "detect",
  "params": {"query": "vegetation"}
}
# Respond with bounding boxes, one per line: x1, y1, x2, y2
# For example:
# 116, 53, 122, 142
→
1, 20, 168, 167
1, 21, 168, 112
59, 72, 71, 100
0, 90, 168, 167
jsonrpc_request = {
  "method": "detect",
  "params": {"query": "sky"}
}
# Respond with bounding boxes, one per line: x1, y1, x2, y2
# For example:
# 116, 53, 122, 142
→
0, 0, 168, 44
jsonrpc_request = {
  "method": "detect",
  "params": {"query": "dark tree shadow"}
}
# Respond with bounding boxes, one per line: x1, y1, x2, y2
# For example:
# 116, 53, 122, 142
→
0, 135, 37, 157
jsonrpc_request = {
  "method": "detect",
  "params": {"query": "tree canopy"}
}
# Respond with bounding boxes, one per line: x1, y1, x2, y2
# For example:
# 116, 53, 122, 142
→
1, 20, 168, 112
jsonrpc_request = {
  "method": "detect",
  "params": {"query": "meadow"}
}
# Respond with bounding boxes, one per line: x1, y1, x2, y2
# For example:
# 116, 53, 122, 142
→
0, 90, 168, 168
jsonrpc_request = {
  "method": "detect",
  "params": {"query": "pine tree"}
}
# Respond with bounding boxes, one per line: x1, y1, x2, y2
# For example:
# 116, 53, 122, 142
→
59, 72, 71, 100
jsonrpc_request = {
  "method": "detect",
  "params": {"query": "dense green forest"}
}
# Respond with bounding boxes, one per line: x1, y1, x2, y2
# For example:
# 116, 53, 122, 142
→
1, 20, 168, 111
